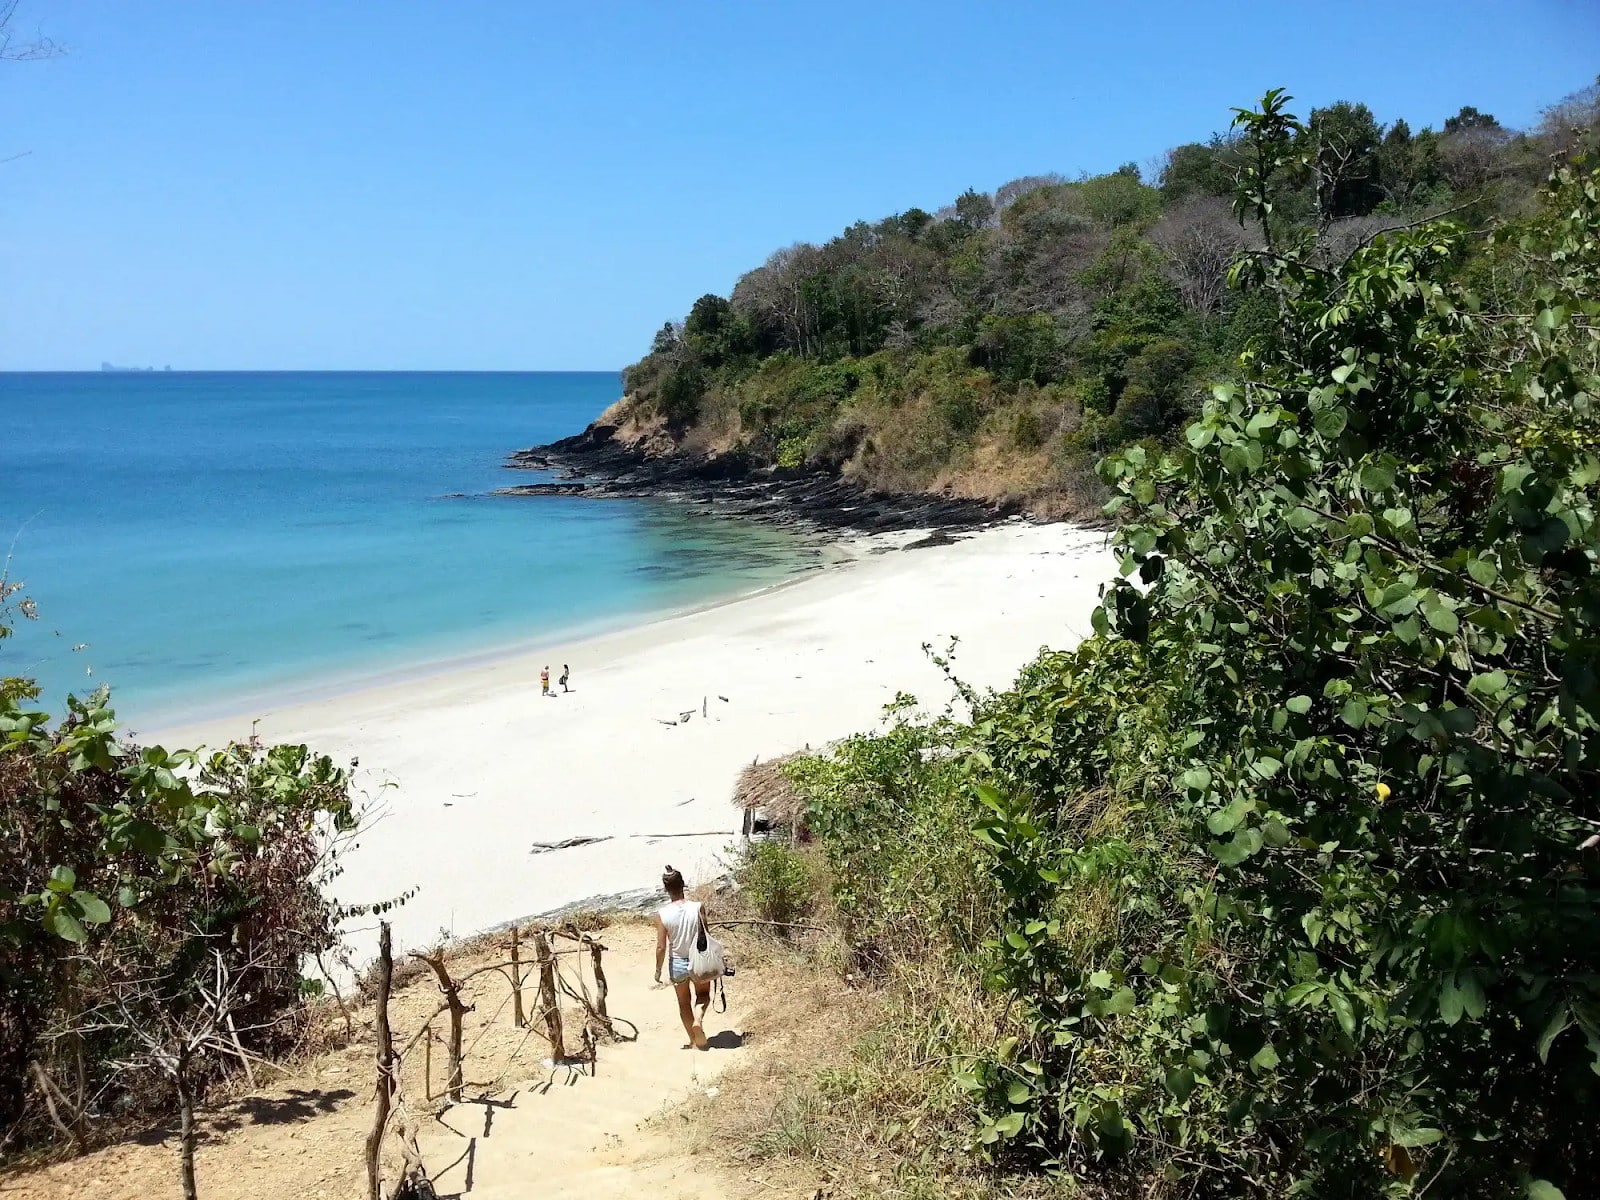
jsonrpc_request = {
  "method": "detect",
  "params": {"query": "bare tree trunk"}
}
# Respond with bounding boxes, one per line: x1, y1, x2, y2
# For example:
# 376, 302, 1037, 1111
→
535, 932, 565, 1060
510, 927, 525, 1028
174, 1050, 198, 1200
412, 951, 467, 1102
365, 922, 395, 1200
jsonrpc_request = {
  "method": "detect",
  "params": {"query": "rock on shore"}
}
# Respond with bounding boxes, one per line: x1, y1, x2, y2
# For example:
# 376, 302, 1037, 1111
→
494, 420, 1022, 535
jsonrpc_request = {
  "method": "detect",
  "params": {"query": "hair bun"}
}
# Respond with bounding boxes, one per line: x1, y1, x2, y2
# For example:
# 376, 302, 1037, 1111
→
664, 863, 674, 872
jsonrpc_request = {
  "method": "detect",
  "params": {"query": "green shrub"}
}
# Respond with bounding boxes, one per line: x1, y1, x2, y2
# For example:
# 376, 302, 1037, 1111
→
775, 435, 807, 468
739, 840, 818, 926
0, 683, 368, 1151
794, 721, 999, 965
1008, 406, 1046, 451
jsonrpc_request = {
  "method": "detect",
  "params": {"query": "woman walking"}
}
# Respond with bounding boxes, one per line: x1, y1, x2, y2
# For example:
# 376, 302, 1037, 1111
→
653, 866, 712, 1049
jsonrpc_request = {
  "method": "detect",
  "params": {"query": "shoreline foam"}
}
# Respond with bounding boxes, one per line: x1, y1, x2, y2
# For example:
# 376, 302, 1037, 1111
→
150, 521, 1114, 968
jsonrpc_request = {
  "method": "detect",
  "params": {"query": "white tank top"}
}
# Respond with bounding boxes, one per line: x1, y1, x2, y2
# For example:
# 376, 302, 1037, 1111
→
658, 899, 702, 959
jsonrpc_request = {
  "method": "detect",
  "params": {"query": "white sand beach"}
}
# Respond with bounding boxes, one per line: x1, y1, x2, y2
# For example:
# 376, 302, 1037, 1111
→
150, 521, 1115, 966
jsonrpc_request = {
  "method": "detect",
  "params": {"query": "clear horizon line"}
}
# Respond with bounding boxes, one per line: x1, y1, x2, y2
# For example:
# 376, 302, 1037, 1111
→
0, 367, 624, 374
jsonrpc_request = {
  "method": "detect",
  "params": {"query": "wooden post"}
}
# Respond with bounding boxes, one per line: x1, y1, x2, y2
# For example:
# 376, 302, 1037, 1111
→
589, 939, 609, 1022
364, 922, 395, 1200
412, 951, 467, 1103
422, 1028, 433, 1101
535, 931, 565, 1060
510, 926, 526, 1028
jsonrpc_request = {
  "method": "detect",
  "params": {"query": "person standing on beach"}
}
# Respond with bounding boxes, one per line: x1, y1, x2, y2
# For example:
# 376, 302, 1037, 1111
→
540, 665, 550, 697
559, 664, 570, 693
653, 866, 712, 1049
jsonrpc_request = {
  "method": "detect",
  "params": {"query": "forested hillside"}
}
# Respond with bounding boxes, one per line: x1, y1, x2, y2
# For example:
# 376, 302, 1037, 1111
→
619, 81, 1600, 517
729, 89, 1600, 1198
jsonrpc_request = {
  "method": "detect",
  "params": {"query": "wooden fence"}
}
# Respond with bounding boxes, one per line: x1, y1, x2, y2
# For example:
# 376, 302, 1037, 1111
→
363, 919, 628, 1200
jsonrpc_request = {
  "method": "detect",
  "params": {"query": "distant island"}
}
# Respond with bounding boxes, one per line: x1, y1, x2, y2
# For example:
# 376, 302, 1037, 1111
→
100, 362, 172, 372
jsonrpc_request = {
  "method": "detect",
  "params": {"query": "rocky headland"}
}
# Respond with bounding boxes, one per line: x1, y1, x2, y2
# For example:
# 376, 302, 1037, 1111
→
495, 419, 1024, 537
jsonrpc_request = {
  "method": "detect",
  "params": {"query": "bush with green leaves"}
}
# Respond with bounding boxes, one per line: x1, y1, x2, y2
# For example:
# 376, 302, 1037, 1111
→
0, 668, 375, 1154
737, 840, 818, 927
747, 719, 1002, 954
797, 97, 1599, 1198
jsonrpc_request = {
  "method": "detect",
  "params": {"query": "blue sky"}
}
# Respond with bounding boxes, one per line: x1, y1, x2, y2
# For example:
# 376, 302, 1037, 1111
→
3, 1, 1595, 371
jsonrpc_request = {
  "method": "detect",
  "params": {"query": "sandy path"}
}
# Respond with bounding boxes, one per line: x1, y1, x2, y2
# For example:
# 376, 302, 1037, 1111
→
148, 522, 1114, 970
413, 925, 761, 1200
0, 924, 790, 1200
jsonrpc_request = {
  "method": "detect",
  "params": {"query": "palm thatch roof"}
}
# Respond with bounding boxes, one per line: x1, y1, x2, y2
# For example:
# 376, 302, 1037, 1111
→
733, 753, 807, 827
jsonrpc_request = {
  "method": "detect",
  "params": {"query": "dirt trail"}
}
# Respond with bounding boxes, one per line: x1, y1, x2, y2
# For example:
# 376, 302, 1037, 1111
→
1, 924, 803, 1200
409, 925, 760, 1200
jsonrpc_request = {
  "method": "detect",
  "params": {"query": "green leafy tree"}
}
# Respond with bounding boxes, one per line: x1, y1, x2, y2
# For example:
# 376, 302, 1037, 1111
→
684, 293, 753, 367
1075, 169, 1162, 228
1376, 118, 1446, 208
1444, 105, 1503, 133
1160, 135, 1244, 202
1305, 100, 1384, 220
954, 188, 997, 233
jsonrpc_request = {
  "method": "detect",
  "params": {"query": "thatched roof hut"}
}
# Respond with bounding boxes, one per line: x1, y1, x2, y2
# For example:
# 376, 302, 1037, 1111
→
733, 753, 807, 835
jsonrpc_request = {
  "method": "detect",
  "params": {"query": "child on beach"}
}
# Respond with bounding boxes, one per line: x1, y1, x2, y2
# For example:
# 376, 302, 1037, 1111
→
540, 666, 550, 696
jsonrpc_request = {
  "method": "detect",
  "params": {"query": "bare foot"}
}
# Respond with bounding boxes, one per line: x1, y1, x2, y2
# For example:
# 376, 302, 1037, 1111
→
690, 1023, 709, 1050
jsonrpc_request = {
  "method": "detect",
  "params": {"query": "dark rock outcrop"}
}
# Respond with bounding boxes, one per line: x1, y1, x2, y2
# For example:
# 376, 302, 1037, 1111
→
494, 422, 1015, 535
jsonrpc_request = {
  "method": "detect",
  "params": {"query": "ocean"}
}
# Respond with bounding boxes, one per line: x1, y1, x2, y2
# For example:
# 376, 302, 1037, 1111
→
0, 372, 816, 727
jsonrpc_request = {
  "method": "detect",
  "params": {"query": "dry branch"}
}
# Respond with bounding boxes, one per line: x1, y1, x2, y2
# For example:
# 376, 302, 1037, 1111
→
534, 932, 565, 1059
27, 1062, 85, 1154
410, 950, 469, 1103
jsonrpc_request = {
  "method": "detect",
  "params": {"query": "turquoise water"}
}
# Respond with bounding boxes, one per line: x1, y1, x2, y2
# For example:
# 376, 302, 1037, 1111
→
0, 372, 816, 726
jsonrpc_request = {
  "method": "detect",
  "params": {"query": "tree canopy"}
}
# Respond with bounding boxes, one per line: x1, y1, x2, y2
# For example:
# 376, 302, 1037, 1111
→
617, 81, 1599, 521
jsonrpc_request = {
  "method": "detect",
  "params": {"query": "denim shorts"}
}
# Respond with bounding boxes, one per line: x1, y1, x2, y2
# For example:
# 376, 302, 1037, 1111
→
669, 955, 691, 984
